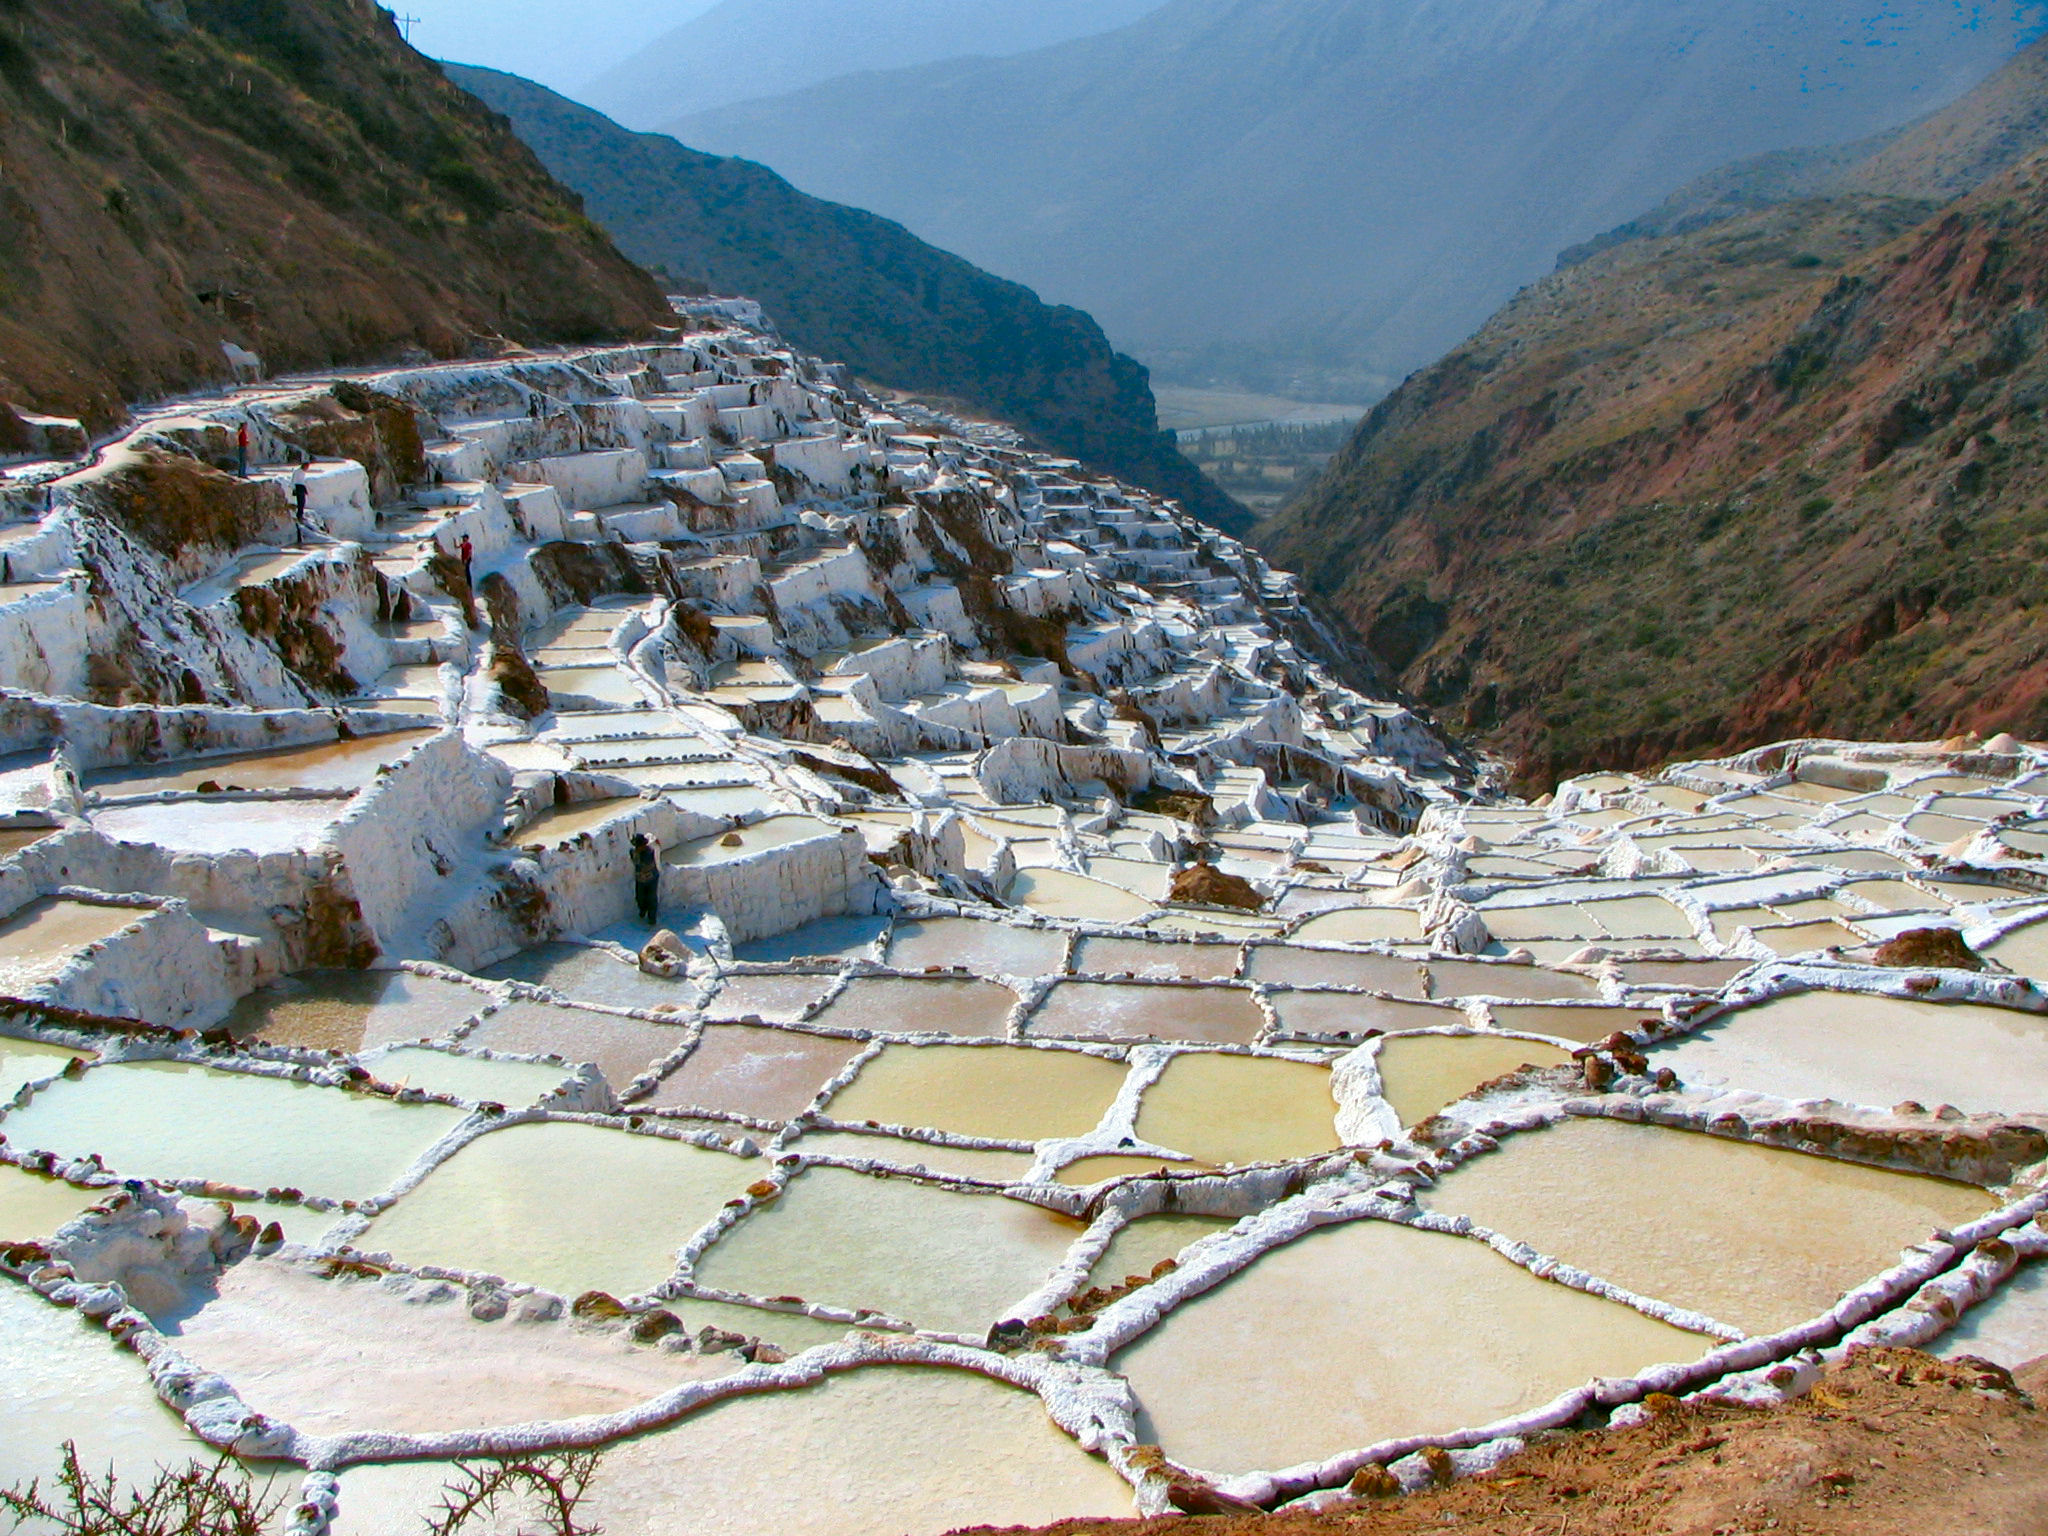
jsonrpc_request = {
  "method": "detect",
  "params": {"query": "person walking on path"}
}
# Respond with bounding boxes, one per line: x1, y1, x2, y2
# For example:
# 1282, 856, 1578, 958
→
290, 462, 309, 542
236, 423, 249, 479
629, 833, 661, 926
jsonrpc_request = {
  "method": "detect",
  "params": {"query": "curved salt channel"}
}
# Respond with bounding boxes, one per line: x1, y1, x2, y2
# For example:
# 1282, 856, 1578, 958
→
1651, 990, 2048, 1115
1115, 1218, 1707, 1477
0, 1062, 464, 1200
83, 730, 433, 794
1028, 980, 1264, 1045
647, 1024, 866, 1119
693, 1167, 1080, 1334
1422, 1117, 1996, 1335
823, 1043, 1128, 1141
359, 1121, 751, 1299
219, 969, 487, 1052
0, 1281, 221, 1497
1373, 1033, 1574, 1127
1133, 1052, 1339, 1167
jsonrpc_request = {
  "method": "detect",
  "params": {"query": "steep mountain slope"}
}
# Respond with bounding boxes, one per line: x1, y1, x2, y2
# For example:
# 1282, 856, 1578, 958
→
584, 0, 1168, 128
1258, 139, 2048, 787
0, 0, 670, 430
452, 65, 1246, 532
668, 0, 2045, 401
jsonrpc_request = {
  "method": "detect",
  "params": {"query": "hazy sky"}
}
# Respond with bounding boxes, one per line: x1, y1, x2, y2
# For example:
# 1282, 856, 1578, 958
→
391, 0, 719, 92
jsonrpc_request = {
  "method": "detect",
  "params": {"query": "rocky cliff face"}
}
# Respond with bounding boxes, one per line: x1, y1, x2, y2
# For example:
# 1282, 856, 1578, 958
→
0, 0, 671, 429
1261, 118, 2048, 787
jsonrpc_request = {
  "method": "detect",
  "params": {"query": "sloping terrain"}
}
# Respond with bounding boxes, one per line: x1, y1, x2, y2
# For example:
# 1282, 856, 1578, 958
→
1259, 137, 2048, 788
583, 0, 1168, 128
451, 65, 1247, 532
0, 0, 670, 430
666, 0, 2044, 400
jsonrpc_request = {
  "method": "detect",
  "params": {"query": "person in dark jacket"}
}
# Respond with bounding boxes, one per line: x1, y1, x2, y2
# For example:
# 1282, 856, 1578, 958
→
629, 833, 660, 925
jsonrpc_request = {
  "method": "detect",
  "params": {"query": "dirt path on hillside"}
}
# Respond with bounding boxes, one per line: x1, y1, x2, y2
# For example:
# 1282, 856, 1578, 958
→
984, 1350, 2048, 1536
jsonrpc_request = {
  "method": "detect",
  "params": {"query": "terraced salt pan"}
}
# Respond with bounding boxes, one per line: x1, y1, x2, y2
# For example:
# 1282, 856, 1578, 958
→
219, 969, 486, 1052
1422, 960, 1602, 1001
1007, 868, 1155, 923
0, 1034, 87, 1097
886, 918, 1068, 977
809, 975, 1019, 1036
1115, 1219, 1706, 1476
477, 943, 698, 1013
1935, 1260, 2048, 1369
461, 1000, 687, 1091
1266, 991, 1458, 1039
1373, 1033, 1574, 1127
694, 1166, 1079, 1333
1056, 1154, 1208, 1186
1487, 1004, 1659, 1045
1029, 980, 1264, 1045
704, 971, 835, 1021
1982, 917, 2048, 979
733, 914, 888, 963
171, 1258, 734, 1439
537, 666, 644, 707
0, 1281, 216, 1496
0, 897, 146, 995
85, 730, 432, 794
1423, 1117, 1996, 1334
360, 1121, 749, 1299
0, 824, 54, 860
0, 1062, 464, 1200
1088, 1214, 1234, 1285
670, 815, 838, 866
791, 1129, 1036, 1182
1652, 990, 2048, 1115
366, 1047, 571, 1106
1243, 945, 1423, 992
90, 797, 350, 854
1288, 907, 1421, 945
1072, 935, 1239, 980
824, 1043, 1127, 1141
1147, 909, 1284, 939
647, 1025, 865, 1119
0, 1161, 100, 1241
511, 797, 639, 844
663, 785, 784, 818
1134, 1052, 1337, 1167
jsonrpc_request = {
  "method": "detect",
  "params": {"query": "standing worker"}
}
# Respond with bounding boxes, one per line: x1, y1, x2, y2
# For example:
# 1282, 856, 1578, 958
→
290, 461, 309, 542
459, 533, 474, 588
236, 423, 249, 479
629, 833, 661, 926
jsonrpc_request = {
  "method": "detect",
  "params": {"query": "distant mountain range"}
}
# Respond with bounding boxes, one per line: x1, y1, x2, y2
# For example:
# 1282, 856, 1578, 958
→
1257, 39, 2048, 785
583, 0, 1169, 128
669, 0, 2048, 402
0, 0, 669, 430
453, 65, 1247, 531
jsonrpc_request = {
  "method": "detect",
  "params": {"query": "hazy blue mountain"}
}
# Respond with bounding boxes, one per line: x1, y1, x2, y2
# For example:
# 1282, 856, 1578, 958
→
669, 0, 2048, 401
583, 0, 1169, 127
450, 65, 1248, 531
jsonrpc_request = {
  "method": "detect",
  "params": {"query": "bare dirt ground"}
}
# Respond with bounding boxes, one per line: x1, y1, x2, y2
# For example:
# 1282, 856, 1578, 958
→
983, 1349, 2048, 1536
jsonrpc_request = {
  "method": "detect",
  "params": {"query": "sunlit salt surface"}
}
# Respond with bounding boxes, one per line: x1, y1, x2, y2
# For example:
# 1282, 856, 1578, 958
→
825, 1043, 1127, 1141
0, 898, 147, 996
1134, 1052, 1337, 1167
1487, 1004, 1659, 1044
1056, 1154, 1209, 1186
790, 1129, 1036, 1182
1982, 917, 2048, 980
670, 815, 839, 866
1424, 1118, 1995, 1334
0, 1282, 220, 1499
0, 824, 56, 861
510, 797, 641, 845
461, 1001, 688, 1091
1936, 1261, 2048, 1369
1652, 990, 2048, 1115
84, 730, 433, 794
1028, 981, 1264, 1045
646, 1025, 866, 1119
704, 971, 835, 1021
1115, 1218, 1706, 1476
360, 1122, 749, 1299
1373, 1033, 1574, 1127
885, 918, 1067, 977
91, 798, 349, 854
1088, 1214, 1233, 1285
808, 975, 1019, 1036
1423, 959, 1602, 1000
1071, 935, 1239, 979
694, 1167, 1079, 1333
1266, 991, 1458, 1039
0, 1162, 100, 1241
476, 943, 700, 1013
1006, 868, 1155, 923
218, 969, 485, 1052
0, 1035, 88, 1098
0, 1062, 464, 1200
1287, 907, 1421, 945
732, 914, 888, 963
366, 1047, 571, 1106
1242, 945, 1421, 991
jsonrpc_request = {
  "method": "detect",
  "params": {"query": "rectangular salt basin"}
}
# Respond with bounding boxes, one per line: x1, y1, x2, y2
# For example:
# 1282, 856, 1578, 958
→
1114, 1218, 1705, 1477
90, 797, 349, 855
1028, 981, 1265, 1045
693, 1166, 1080, 1333
219, 969, 487, 1052
1243, 945, 1426, 992
791, 1129, 1036, 1183
1267, 991, 1460, 1040
477, 942, 700, 1013
1423, 1117, 1995, 1334
886, 918, 1069, 978
365, 1047, 572, 1106
1287, 906, 1422, 945
85, 730, 433, 794
705, 972, 836, 1021
1373, 1032, 1574, 1126
538, 665, 645, 706
1134, 1052, 1337, 1167
670, 814, 839, 866
1487, 1003, 1659, 1044
647, 1025, 866, 1119
1421, 959, 1602, 1001
1651, 990, 2048, 1116
0, 1034, 88, 1098
360, 1121, 750, 1299
1007, 868, 1156, 924
0, 1061, 465, 1200
1088, 1214, 1235, 1285
808, 975, 1020, 1036
0, 897, 148, 996
1072, 935, 1240, 980
511, 797, 640, 844
823, 1043, 1127, 1142
462, 1001, 689, 1092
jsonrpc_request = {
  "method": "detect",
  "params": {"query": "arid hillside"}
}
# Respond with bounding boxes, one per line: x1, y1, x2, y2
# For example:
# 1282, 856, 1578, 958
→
0, 0, 671, 430
1261, 49, 2048, 789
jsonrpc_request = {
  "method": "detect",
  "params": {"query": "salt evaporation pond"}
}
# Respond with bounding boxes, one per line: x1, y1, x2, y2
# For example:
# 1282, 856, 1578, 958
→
0, 1034, 87, 1097
1029, 980, 1264, 1045
360, 1121, 750, 1299
0, 897, 145, 995
694, 1166, 1080, 1333
809, 974, 1019, 1035
477, 943, 699, 1013
0, 1161, 101, 1241
647, 1024, 866, 1119
91, 797, 349, 854
461, 1000, 688, 1091
0, 1062, 465, 1200
1057, 1153, 1208, 1185
826, 1043, 1126, 1141
366, 1046, 572, 1106
219, 968, 485, 1052
1134, 1052, 1337, 1166
1423, 1117, 1995, 1333
1072, 935, 1240, 980
791, 1128, 1037, 1182
1373, 1032, 1574, 1127
1116, 1218, 1706, 1475
84, 730, 432, 794
1652, 989, 2048, 1115
1089, 1214, 1235, 1285
886, 917, 1068, 977
1007, 868, 1156, 923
